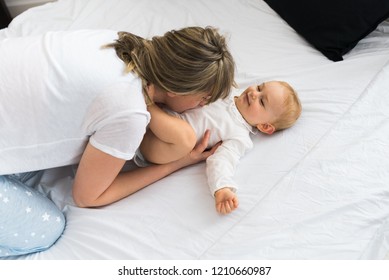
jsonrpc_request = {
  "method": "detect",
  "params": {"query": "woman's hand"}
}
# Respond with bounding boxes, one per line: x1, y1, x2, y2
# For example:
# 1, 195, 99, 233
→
176, 130, 221, 168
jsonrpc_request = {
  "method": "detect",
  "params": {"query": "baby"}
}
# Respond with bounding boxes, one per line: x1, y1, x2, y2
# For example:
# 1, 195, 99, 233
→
136, 81, 302, 214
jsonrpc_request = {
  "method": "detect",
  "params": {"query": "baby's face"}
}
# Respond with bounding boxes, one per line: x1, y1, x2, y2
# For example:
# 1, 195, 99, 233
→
235, 81, 286, 128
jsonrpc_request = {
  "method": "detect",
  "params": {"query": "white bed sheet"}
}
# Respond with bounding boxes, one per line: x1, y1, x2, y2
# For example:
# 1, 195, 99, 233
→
1, 0, 389, 259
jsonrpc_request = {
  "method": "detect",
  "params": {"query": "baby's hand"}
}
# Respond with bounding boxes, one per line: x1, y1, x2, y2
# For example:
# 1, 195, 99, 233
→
215, 187, 239, 214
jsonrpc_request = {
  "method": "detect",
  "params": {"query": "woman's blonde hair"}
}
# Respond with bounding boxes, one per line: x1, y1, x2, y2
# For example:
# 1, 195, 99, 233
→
106, 26, 236, 104
272, 81, 302, 131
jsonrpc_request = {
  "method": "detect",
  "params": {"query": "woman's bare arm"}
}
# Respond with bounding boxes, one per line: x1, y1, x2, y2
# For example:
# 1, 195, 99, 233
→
72, 130, 216, 207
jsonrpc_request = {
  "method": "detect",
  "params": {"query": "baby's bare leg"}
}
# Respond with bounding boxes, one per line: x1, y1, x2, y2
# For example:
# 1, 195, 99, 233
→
140, 105, 196, 164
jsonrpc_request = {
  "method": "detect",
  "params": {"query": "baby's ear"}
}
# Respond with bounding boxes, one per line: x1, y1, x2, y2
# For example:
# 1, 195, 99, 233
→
257, 123, 275, 135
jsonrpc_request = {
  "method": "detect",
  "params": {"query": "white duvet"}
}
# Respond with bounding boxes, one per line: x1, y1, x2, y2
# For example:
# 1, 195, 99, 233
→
1, 0, 389, 259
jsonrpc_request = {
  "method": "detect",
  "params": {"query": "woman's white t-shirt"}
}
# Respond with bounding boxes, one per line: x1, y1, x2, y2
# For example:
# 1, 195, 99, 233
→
0, 30, 150, 175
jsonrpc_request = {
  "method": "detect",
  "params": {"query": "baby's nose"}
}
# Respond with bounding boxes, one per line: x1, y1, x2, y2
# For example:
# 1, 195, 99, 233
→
249, 90, 259, 99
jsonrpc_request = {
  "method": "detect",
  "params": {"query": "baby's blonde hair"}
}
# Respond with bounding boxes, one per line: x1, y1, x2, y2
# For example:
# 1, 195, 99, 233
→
272, 81, 302, 131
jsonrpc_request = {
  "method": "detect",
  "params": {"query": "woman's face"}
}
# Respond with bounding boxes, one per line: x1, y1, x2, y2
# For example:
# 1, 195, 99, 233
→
164, 91, 211, 113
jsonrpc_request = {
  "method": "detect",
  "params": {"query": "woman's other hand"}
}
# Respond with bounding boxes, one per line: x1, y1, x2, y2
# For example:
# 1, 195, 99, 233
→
177, 130, 221, 167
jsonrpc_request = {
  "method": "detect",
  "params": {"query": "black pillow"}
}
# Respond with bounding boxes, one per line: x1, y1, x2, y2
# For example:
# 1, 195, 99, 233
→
264, 0, 389, 61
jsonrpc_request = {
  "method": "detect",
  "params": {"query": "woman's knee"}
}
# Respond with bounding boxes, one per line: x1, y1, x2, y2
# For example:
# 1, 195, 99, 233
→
0, 175, 66, 257
1, 212, 65, 257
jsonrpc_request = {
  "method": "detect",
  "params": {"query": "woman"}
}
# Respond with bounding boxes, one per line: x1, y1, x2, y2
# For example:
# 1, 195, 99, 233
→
0, 26, 235, 257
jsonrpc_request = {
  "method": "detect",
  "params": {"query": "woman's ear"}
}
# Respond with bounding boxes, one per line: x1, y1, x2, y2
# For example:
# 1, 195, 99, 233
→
257, 123, 275, 135
166, 92, 177, 97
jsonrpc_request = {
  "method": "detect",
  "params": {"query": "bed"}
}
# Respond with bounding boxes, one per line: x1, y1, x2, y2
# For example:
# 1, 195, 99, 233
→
1, 0, 389, 260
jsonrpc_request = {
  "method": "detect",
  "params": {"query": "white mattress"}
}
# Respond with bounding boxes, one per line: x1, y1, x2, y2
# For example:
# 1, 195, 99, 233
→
2, 0, 389, 260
